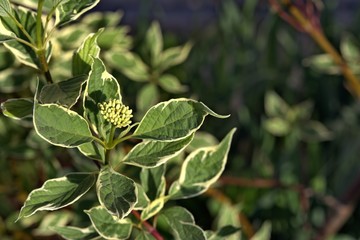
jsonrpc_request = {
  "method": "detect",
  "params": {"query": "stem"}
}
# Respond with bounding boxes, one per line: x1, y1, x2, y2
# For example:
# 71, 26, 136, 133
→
132, 210, 164, 240
35, 0, 53, 83
91, 136, 106, 148
108, 134, 133, 150
280, 1, 360, 98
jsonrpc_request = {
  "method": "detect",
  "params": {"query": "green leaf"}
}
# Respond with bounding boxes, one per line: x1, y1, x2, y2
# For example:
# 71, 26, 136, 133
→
1, 98, 33, 120
159, 206, 206, 240
134, 183, 150, 210
34, 102, 94, 147
137, 83, 159, 113
341, 34, 360, 64
206, 226, 240, 240
0, 17, 16, 42
51, 226, 98, 240
135, 231, 156, 240
134, 98, 229, 141
264, 91, 289, 117
212, 203, 241, 240
2, 8, 51, 69
158, 74, 188, 94
0, 0, 12, 16
39, 75, 87, 107
299, 120, 333, 142
85, 206, 132, 240
97, 166, 137, 219
140, 165, 166, 200
17, 173, 96, 220
186, 131, 219, 152
78, 141, 105, 163
72, 29, 103, 76
263, 117, 290, 137
169, 129, 236, 199
34, 210, 73, 236
0, 67, 31, 93
55, 0, 100, 26
157, 42, 192, 71
251, 222, 272, 240
83, 57, 121, 139
303, 54, 340, 75
105, 51, 149, 82
141, 198, 165, 221
146, 21, 163, 64
123, 134, 194, 168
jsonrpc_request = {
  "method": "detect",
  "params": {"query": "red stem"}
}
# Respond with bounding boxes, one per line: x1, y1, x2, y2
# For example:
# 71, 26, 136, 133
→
132, 210, 164, 240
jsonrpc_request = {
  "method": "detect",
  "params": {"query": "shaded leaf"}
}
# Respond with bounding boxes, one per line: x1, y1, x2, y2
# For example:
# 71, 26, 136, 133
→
135, 231, 156, 240
169, 129, 235, 199
78, 141, 105, 163
34, 102, 93, 147
159, 206, 206, 240
157, 42, 192, 71
18, 173, 96, 219
134, 98, 229, 141
158, 74, 188, 94
206, 225, 241, 240
264, 91, 289, 117
137, 83, 159, 113
146, 21, 163, 64
123, 134, 194, 168
39, 75, 87, 107
140, 165, 166, 200
97, 166, 137, 219
251, 222, 271, 240
303, 54, 340, 75
85, 206, 132, 240
105, 51, 149, 82
1, 98, 33, 120
51, 225, 98, 240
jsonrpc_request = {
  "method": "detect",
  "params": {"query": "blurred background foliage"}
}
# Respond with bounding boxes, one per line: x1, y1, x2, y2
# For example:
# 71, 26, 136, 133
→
2, 0, 360, 239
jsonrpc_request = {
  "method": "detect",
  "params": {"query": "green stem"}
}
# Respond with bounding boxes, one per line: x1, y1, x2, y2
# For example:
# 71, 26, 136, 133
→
9, 14, 36, 46
108, 134, 133, 150
36, 0, 44, 48
13, 37, 37, 50
91, 136, 106, 148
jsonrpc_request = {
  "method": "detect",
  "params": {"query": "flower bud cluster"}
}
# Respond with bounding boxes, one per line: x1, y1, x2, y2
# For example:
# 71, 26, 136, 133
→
99, 99, 133, 128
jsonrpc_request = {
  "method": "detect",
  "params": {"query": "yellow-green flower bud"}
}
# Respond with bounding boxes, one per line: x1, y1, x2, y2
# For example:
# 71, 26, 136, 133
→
98, 99, 133, 128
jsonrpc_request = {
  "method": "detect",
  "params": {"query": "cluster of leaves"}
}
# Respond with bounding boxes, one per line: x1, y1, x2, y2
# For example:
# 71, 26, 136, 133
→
0, 0, 239, 239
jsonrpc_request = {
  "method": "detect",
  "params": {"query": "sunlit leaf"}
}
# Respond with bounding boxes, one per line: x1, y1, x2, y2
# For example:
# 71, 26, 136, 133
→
18, 173, 96, 219
169, 129, 235, 199
123, 134, 194, 168
134, 98, 229, 141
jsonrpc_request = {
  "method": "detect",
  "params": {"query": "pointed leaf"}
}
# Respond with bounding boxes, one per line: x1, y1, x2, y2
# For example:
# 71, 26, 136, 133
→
206, 226, 240, 240
264, 91, 289, 117
51, 226, 98, 240
123, 134, 194, 168
160, 206, 206, 240
146, 21, 163, 64
141, 198, 165, 221
18, 173, 96, 219
135, 231, 156, 240
251, 222, 272, 240
39, 75, 87, 107
83, 57, 121, 138
78, 141, 105, 163
97, 166, 137, 219
140, 165, 166, 200
0, 17, 16, 42
72, 29, 103, 76
341, 34, 360, 63
169, 129, 236, 199
137, 83, 159, 113
34, 103, 93, 147
105, 51, 149, 82
158, 74, 188, 94
0, 0, 12, 16
1, 98, 33, 120
85, 206, 132, 240
157, 42, 192, 71
134, 183, 150, 210
303, 54, 340, 75
134, 98, 229, 141
55, 0, 100, 26
263, 118, 290, 136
